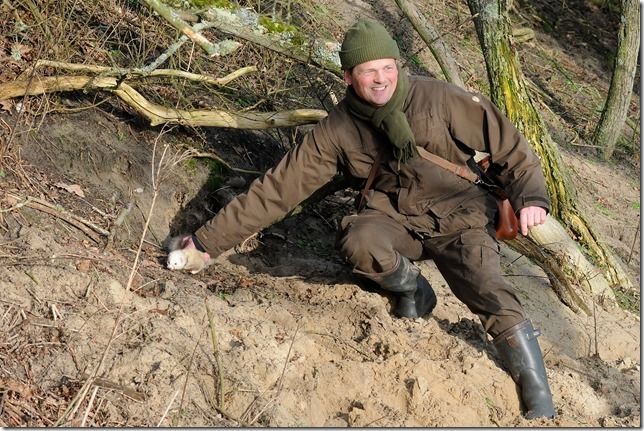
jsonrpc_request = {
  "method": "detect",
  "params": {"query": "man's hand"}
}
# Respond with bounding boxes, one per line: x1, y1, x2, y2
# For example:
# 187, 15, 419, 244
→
180, 235, 197, 250
519, 206, 547, 236
178, 235, 211, 262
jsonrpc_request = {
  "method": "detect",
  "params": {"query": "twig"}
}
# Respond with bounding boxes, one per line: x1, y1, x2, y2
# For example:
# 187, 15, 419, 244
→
157, 390, 179, 427
55, 129, 170, 426
80, 386, 99, 427
248, 321, 301, 426
3, 192, 109, 242
363, 414, 388, 427
187, 149, 263, 175
144, 21, 216, 71
395, 0, 465, 88
173, 327, 203, 426
0, 195, 33, 213
591, 293, 599, 358
306, 330, 375, 360
50, 303, 62, 321
276, 320, 300, 395
627, 215, 639, 264
77, 374, 146, 402
568, 142, 602, 148
27, 60, 256, 86
124, 132, 175, 292
106, 201, 134, 249
204, 299, 224, 408
311, 208, 335, 231
140, 0, 237, 57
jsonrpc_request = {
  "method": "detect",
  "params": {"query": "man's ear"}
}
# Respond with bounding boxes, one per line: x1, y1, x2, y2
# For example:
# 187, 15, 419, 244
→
343, 69, 352, 86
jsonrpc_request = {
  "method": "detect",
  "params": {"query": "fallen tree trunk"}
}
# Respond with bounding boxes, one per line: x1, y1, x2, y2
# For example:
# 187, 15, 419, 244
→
0, 76, 328, 128
200, 6, 342, 77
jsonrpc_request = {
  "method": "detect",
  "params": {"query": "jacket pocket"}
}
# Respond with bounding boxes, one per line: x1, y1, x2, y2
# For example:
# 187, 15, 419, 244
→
457, 230, 500, 267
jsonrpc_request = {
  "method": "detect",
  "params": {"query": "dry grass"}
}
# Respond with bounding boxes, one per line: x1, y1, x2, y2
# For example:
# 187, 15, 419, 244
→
0, 0, 639, 427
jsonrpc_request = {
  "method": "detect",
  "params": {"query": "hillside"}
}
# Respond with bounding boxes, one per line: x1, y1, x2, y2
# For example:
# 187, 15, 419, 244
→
0, 0, 640, 427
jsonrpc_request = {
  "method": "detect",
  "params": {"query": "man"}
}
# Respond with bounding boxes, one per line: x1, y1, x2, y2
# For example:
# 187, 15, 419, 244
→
175, 20, 555, 419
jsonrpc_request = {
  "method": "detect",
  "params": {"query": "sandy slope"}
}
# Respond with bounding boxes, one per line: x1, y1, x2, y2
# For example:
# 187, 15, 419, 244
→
0, 0, 640, 426
0, 107, 639, 426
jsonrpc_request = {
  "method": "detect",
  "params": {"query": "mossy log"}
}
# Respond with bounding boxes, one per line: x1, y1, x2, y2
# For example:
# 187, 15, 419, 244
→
467, 0, 631, 312
200, 6, 342, 77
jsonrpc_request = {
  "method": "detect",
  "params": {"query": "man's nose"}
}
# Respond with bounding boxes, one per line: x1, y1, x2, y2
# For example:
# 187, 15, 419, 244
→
373, 69, 385, 82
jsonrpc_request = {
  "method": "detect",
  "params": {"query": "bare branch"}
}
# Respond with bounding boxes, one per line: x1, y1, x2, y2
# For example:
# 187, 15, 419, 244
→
0, 76, 328, 128
395, 0, 465, 88
26, 60, 257, 86
139, 0, 226, 57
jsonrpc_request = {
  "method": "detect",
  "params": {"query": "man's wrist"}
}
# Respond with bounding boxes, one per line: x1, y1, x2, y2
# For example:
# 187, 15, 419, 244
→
191, 234, 207, 252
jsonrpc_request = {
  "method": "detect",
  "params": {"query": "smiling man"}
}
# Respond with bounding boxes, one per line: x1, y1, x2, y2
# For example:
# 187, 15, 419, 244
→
173, 19, 554, 419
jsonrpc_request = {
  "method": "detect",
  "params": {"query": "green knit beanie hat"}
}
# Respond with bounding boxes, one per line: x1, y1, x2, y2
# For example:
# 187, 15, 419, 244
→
339, 20, 400, 70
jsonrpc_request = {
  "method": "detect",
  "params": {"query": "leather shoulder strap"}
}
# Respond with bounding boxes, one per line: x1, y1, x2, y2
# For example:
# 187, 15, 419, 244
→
417, 146, 511, 200
415, 146, 479, 183
357, 149, 385, 212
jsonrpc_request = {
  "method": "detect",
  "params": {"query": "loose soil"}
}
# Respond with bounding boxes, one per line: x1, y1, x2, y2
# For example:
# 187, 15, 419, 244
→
0, 0, 640, 427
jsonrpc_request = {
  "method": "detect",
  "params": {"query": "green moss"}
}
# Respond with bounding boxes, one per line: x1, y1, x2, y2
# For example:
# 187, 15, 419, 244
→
595, 202, 612, 216
258, 15, 297, 34
613, 287, 640, 314
184, 158, 199, 175
409, 53, 422, 67
187, 0, 235, 8
182, 158, 227, 189
257, 15, 306, 46
204, 158, 228, 189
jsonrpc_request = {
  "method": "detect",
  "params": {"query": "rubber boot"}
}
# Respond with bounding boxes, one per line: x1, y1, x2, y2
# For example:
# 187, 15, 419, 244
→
377, 256, 437, 318
493, 320, 556, 419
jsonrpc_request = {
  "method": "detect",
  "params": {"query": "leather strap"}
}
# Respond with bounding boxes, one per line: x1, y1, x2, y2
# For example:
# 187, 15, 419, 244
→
416, 145, 510, 200
415, 146, 479, 183
357, 149, 385, 212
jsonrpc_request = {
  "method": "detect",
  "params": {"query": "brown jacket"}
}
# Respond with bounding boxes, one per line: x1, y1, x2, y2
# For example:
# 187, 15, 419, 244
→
195, 76, 549, 257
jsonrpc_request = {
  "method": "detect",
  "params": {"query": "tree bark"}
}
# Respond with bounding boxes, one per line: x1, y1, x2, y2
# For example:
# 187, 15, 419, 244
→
466, 0, 632, 311
201, 7, 342, 77
0, 76, 328, 128
394, 0, 466, 88
139, 0, 224, 57
592, 0, 640, 160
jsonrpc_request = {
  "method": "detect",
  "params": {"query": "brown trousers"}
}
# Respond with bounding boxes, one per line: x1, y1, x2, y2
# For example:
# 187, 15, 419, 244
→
336, 210, 525, 338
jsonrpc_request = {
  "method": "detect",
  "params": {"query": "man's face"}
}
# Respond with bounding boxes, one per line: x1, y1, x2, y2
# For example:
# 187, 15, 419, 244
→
344, 58, 398, 107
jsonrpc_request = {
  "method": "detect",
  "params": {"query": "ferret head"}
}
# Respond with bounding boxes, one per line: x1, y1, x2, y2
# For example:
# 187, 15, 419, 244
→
167, 250, 187, 270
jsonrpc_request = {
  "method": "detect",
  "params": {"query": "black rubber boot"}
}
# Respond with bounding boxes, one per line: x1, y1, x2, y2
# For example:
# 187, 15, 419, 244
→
377, 256, 437, 318
493, 320, 556, 419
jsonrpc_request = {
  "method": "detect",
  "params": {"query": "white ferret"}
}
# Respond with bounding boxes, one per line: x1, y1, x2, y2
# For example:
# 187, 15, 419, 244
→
165, 235, 213, 274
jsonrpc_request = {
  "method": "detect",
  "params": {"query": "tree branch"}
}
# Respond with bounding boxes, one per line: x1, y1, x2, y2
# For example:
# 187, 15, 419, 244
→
139, 0, 226, 57
25, 60, 257, 86
395, 0, 466, 88
0, 75, 328, 128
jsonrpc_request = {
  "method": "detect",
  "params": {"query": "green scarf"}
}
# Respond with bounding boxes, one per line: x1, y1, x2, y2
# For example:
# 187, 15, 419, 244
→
345, 69, 418, 164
